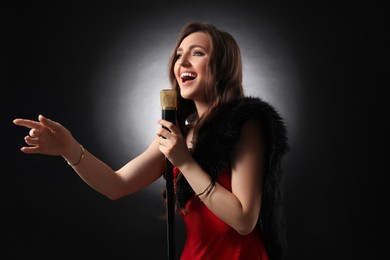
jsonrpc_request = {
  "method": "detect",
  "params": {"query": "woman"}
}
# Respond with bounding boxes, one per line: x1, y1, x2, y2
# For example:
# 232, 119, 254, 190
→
13, 22, 289, 260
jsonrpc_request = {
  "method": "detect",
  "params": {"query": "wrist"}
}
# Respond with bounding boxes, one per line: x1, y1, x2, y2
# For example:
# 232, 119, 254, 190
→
176, 158, 199, 176
62, 143, 85, 166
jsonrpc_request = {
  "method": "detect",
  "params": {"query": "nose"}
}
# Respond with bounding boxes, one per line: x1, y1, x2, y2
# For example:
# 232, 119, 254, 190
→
178, 54, 191, 67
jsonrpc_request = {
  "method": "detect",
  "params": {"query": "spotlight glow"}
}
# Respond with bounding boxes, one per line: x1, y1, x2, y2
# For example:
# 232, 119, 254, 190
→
91, 21, 302, 196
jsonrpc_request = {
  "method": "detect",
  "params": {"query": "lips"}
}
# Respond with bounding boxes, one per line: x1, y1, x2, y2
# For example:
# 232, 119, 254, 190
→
180, 72, 197, 83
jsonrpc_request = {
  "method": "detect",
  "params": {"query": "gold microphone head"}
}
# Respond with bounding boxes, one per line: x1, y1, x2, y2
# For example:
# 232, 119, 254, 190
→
160, 89, 177, 110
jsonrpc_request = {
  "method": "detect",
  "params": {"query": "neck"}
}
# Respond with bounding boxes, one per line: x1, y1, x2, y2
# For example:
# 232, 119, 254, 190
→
194, 100, 209, 118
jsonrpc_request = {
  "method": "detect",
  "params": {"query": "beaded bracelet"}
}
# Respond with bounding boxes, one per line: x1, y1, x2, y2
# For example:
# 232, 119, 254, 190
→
66, 145, 85, 166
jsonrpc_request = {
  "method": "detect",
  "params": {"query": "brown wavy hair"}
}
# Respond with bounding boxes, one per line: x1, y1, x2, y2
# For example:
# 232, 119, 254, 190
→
167, 21, 244, 140
164, 22, 288, 260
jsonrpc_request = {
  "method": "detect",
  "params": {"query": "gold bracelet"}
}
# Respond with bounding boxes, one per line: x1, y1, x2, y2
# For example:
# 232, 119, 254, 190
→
196, 180, 215, 197
205, 181, 215, 197
67, 145, 85, 166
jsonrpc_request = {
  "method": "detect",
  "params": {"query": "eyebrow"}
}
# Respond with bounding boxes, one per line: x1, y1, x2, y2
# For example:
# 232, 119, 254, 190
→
176, 44, 208, 52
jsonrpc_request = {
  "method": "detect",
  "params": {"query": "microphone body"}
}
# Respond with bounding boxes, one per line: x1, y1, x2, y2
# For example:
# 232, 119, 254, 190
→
160, 89, 177, 260
162, 109, 176, 129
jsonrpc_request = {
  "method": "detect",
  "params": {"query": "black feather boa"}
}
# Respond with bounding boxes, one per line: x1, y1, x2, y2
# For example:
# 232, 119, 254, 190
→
176, 96, 289, 260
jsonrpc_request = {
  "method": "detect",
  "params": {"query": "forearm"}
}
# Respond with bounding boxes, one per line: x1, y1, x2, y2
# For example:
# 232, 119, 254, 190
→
64, 138, 165, 200
178, 160, 259, 235
67, 148, 129, 200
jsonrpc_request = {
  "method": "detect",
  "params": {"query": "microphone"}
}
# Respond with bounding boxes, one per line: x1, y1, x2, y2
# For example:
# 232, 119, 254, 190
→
160, 89, 177, 131
160, 89, 177, 260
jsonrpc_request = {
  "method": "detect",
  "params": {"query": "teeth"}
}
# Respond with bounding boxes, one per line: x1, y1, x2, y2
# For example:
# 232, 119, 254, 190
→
181, 72, 197, 78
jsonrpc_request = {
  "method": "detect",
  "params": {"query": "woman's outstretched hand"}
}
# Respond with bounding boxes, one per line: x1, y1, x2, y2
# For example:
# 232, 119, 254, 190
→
13, 115, 78, 159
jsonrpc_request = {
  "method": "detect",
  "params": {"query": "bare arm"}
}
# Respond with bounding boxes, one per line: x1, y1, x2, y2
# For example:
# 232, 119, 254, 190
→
158, 120, 265, 235
13, 115, 165, 200
71, 138, 165, 199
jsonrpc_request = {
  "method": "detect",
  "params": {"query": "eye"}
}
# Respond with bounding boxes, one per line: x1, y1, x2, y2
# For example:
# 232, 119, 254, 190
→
193, 51, 204, 56
175, 53, 182, 60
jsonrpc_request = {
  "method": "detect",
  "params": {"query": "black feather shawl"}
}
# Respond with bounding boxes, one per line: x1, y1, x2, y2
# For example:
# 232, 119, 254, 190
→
176, 96, 289, 260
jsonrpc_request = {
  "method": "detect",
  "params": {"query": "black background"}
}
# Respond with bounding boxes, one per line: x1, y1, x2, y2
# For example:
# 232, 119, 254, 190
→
2, 1, 388, 259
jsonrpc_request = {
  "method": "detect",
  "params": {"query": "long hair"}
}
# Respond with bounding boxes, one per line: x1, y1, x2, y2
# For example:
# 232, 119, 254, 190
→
165, 22, 287, 260
167, 21, 244, 139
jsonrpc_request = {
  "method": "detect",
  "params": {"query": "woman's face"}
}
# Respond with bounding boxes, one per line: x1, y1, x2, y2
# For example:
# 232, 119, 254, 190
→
174, 32, 211, 103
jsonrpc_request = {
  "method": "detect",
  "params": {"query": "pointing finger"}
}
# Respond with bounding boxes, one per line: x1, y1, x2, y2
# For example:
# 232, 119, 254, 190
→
13, 118, 43, 130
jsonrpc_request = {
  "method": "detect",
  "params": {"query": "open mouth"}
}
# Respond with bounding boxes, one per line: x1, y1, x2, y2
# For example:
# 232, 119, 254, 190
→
181, 72, 197, 83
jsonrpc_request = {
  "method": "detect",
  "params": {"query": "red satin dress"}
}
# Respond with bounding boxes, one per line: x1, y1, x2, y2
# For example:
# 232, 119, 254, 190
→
173, 167, 269, 260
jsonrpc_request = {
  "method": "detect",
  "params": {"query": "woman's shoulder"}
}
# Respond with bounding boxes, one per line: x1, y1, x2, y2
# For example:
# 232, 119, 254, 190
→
215, 96, 290, 155
193, 96, 289, 178
198, 96, 280, 144
213, 96, 284, 128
